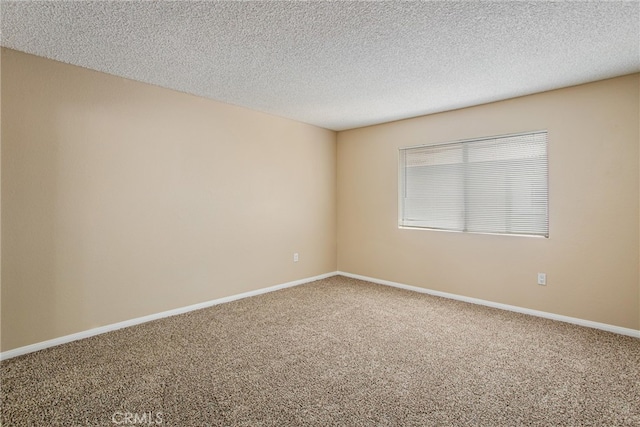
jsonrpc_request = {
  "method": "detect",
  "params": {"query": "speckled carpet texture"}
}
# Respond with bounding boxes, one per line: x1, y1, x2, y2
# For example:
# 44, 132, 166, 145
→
2, 275, 639, 426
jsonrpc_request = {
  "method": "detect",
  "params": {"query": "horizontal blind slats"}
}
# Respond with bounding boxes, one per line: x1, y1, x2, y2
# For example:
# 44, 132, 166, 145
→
399, 132, 548, 237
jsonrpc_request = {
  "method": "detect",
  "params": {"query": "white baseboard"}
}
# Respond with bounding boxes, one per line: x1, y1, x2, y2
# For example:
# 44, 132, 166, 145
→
338, 271, 640, 339
0, 271, 338, 361
3, 270, 636, 360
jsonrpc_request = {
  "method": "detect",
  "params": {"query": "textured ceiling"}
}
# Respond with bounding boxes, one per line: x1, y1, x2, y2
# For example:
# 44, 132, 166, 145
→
1, 1, 639, 131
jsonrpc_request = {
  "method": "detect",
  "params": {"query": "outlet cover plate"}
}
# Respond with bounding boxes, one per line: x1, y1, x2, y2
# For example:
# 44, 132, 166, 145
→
537, 273, 547, 286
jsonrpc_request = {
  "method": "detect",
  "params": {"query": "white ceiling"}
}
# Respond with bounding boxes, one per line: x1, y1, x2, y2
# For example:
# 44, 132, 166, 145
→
1, 1, 639, 131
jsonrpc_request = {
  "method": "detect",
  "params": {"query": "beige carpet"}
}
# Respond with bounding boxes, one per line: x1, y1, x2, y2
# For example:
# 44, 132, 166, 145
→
1, 275, 639, 426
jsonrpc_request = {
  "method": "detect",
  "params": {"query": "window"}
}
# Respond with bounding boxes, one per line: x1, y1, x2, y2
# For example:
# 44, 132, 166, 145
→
399, 131, 548, 237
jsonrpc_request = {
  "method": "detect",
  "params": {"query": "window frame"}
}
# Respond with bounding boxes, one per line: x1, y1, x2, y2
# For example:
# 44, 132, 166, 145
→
398, 130, 549, 238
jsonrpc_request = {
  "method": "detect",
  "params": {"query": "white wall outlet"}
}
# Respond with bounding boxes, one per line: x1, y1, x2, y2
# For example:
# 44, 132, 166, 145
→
293, 253, 299, 263
537, 273, 547, 286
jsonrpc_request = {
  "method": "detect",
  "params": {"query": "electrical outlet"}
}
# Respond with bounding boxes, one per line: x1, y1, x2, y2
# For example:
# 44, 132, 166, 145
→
537, 273, 547, 286
293, 253, 299, 263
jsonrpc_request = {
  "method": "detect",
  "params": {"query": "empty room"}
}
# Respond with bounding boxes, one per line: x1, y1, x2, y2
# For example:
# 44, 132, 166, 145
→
1, 1, 639, 426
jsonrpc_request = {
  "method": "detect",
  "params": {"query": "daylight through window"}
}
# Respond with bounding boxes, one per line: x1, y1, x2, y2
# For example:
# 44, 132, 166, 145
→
399, 131, 548, 237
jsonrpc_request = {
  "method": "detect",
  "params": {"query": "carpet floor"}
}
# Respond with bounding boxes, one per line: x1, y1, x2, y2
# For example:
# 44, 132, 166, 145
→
1, 275, 639, 426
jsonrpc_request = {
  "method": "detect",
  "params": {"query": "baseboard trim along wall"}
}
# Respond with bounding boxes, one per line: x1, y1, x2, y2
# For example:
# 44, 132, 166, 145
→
3, 270, 637, 360
338, 271, 640, 339
0, 272, 338, 361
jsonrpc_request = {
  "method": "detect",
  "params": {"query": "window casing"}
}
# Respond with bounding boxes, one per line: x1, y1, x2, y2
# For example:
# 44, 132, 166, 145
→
399, 131, 548, 237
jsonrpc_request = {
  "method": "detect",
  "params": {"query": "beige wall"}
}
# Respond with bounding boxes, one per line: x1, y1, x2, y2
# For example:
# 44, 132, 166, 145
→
2, 48, 638, 353
1, 49, 337, 351
338, 74, 640, 330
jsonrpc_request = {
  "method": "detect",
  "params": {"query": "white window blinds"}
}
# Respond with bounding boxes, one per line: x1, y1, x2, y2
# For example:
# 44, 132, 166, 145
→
399, 131, 548, 237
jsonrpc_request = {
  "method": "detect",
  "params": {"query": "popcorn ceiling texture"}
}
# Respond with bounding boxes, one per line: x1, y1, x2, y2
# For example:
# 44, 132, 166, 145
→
1, 1, 639, 130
